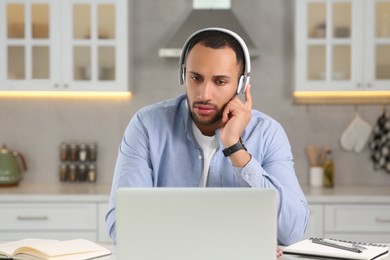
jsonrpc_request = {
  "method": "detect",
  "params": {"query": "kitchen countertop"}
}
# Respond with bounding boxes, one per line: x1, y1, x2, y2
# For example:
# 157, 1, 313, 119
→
302, 185, 390, 203
1, 183, 390, 203
0, 183, 111, 202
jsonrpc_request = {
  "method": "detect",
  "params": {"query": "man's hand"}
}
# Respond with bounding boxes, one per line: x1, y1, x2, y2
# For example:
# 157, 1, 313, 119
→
219, 85, 252, 167
277, 246, 283, 258
219, 84, 252, 147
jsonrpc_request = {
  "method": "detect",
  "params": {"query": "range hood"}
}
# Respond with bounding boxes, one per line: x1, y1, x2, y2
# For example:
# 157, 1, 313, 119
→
158, 0, 259, 58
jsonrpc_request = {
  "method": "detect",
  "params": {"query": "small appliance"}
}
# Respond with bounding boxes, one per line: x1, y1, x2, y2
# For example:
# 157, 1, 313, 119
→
0, 144, 27, 186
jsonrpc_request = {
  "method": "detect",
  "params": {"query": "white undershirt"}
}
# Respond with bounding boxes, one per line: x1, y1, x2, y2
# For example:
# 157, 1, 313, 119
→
192, 122, 220, 187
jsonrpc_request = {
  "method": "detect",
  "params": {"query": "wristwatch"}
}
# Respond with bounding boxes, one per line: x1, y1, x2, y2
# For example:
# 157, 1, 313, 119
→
222, 137, 247, 157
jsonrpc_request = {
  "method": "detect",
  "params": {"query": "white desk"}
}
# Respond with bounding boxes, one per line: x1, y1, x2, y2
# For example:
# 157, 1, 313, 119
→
99, 243, 390, 260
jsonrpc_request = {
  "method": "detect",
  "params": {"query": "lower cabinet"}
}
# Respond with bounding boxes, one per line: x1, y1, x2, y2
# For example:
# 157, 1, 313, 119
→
2, 197, 389, 243
324, 204, 390, 243
0, 201, 111, 242
304, 203, 324, 239
305, 202, 390, 243
98, 202, 111, 242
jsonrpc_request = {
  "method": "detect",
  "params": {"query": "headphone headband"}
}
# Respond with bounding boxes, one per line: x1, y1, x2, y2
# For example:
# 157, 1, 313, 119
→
178, 27, 251, 94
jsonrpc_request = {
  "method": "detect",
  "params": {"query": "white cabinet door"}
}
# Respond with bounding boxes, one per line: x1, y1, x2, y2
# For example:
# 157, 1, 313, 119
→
324, 204, 390, 243
0, 0, 129, 92
295, 0, 361, 92
98, 202, 112, 242
325, 204, 390, 232
0, 0, 60, 91
304, 203, 324, 239
295, 0, 390, 102
61, 0, 128, 92
0, 202, 98, 241
364, 0, 390, 90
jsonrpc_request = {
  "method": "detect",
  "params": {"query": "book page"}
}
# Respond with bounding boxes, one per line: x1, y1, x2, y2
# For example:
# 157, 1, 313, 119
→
13, 239, 111, 260
0, 239, 59, 258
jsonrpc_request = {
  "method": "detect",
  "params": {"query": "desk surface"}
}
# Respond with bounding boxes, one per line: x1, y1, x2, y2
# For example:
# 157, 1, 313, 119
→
99, 243, 390, 260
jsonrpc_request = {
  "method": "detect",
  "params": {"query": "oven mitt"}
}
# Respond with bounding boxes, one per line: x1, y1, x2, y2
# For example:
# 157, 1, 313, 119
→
340, 114, 373, 153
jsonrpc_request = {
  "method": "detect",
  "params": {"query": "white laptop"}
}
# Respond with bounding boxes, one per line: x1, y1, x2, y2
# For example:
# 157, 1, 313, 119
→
116, 188, 277, 260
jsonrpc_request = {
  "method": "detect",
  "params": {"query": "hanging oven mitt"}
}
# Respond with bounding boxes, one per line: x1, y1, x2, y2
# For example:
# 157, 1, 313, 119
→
340, 113, 373, 153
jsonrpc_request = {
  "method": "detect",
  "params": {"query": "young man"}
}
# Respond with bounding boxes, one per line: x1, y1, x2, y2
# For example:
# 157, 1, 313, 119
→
106, 28, 308, 246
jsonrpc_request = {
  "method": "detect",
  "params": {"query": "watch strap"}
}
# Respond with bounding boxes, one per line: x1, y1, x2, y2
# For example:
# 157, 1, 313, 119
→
222, 138, 247, 157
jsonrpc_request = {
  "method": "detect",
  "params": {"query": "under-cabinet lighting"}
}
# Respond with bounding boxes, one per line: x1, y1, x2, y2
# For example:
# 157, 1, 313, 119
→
293, 91, 390, 104
0, 91, 132, 99
294, 91, 390, 98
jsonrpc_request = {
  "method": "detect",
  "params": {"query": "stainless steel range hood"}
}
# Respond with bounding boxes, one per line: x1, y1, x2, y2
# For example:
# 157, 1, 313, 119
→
158, 0, 259, 58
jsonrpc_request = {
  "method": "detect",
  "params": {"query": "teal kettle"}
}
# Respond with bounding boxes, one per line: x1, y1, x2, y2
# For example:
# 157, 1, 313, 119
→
0, 144, 27, 186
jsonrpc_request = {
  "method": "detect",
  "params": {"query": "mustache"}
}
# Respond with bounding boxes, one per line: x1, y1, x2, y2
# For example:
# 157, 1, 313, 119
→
192, 100, 217, 108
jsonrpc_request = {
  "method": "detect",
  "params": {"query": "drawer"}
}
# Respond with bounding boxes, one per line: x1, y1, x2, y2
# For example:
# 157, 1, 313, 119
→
0, 203, 97, 231
304, 204, 324, 238
325, 204, 390, 232
98, 202, 111, 242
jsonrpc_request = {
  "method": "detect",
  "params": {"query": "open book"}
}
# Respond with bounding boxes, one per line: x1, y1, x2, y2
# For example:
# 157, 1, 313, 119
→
0, 238, 111, 260
283, 238, 389, 260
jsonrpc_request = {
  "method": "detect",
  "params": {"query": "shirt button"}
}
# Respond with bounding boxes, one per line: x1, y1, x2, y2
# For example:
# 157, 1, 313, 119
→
197, 155, 202, 160
245, 174, 250, 180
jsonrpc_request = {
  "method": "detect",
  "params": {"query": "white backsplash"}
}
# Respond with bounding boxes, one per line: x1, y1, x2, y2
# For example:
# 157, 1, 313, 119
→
0, 0, 389, 186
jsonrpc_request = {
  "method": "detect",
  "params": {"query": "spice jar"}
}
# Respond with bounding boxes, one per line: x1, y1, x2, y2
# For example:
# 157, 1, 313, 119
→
88, 143, 97, 161
68, 164, 77, 182
60, 143, 69, 161
78, 144, 87, 162
87, 163, 97, 182
78, 164, 87, 182
69, 144, 78, 161
59, 163, 68, 182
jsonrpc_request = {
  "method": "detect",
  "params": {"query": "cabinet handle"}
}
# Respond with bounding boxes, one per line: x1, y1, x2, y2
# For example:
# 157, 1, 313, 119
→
375, 217, 390, 223
17, 215, 49, 221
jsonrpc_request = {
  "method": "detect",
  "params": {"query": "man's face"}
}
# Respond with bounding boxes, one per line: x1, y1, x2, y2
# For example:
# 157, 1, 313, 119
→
185, 44, 241, 132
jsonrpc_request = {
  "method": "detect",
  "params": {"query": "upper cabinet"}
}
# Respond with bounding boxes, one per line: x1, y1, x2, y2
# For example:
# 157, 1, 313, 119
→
294, 0, 390, 104
0, 0, 129, 92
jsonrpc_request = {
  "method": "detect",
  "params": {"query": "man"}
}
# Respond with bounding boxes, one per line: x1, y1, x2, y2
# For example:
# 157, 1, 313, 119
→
106, 28, 308, 246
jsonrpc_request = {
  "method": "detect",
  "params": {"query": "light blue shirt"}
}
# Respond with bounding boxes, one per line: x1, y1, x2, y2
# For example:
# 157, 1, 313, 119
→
106, 94, 309, 246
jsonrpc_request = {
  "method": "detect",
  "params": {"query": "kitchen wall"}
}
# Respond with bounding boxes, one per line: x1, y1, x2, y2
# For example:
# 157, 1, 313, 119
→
1, 0, 389, 186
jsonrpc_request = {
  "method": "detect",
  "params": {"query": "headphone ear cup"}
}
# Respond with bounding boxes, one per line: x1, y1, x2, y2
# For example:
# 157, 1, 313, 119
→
237, 75, 245, 94
179, 67, 185, 85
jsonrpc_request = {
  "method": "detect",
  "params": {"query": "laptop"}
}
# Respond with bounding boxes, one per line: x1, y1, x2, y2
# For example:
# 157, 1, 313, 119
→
116, 188, 277, 260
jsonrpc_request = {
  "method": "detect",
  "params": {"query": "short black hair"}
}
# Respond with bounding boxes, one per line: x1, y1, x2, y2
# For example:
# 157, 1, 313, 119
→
185, 30, 245, 74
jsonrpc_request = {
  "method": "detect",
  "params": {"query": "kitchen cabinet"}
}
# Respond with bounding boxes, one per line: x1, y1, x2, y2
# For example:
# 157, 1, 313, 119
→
324, 204, 390, 243
98, 202, 111, 242
294, 0, 390, 104
0, 0, 129, 92
0, 183, 112, 242
0, 202, 98, 241
305, 202, 390, 242
304, 203, 324, 239
303, 185, 390, 242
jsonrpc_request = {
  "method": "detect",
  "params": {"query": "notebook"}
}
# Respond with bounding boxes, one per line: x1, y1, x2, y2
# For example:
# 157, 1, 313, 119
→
283, 238, 389, 260
116, 188, 277, 260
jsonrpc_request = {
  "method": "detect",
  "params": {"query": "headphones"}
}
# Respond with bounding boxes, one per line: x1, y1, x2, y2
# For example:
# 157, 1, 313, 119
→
178, 27, 251, 94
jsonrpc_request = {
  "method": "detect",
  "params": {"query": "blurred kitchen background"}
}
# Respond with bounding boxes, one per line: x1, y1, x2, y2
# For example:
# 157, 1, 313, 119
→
1, 0, 390, 186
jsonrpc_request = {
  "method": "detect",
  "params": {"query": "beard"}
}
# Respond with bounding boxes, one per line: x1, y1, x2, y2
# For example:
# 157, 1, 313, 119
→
190, 100, 223, 126
187, 89, 237, 127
